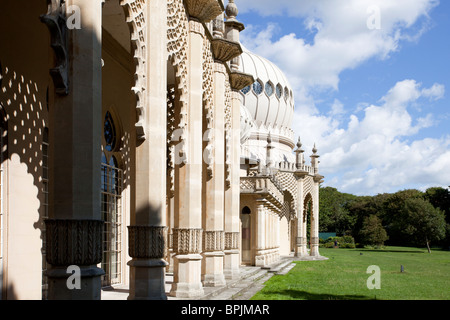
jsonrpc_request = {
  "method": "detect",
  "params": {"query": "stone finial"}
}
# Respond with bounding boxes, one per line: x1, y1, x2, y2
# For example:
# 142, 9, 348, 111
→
312, 143, 318, 155
226, 0, 238, 21
296, 136, 302, 149
295, 136, 305, 168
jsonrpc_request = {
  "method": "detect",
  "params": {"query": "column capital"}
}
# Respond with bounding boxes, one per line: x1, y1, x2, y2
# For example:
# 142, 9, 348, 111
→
128, 225, 168, 259
172, 228, 203, 254
45, 219, 103, 266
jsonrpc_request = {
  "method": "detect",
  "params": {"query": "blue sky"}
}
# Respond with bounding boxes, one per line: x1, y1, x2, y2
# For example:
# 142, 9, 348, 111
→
236, 0, 450, 196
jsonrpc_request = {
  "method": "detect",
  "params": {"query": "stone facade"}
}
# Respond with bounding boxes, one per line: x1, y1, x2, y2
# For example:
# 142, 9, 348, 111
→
0, 0, 322, 300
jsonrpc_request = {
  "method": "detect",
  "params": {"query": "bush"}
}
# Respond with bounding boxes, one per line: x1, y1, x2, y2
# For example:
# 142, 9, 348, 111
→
321, 236, 356, 249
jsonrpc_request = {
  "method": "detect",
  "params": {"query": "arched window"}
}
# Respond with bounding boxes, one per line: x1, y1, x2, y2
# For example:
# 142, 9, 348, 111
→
242, 206, 251, 215
276, 84, 283, 99
240, 206, 251, 264
241, 85, 251, 95
101, 111, 123, 287
104, 111, 117, 152
252, 80, 263, 95
265, 82, 274, 97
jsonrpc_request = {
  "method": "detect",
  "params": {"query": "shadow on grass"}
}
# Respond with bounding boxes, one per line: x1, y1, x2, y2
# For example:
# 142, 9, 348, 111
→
259, 289, 377, 300
357, 249, 425, 254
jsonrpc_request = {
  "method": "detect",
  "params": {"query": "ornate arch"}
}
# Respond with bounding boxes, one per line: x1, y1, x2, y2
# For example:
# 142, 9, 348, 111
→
203, 36, 215, 178
120, 0, 147, 141
167, 0, 189, 165
275, 171, 298, 214
303, 192, 313, 223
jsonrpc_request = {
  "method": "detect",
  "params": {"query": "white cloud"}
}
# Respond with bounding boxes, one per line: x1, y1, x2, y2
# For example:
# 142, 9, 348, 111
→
304, 80, 446, 195
239, 0, 439, 92
237, 0, 447, 195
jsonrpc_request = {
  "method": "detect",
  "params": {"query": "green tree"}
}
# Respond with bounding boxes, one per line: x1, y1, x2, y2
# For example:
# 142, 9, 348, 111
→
359, 215, 389, 247
397, 198, 446, 253
319, 187, 357, 235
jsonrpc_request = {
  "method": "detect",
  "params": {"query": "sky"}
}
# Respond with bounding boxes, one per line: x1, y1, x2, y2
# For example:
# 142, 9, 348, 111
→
236, 0, 450, 196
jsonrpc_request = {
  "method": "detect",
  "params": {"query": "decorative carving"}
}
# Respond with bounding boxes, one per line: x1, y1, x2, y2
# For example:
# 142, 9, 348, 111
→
224, 77, 232, 187
225, 232, 239, 250
40, 0, 69, 95
184, 0, 224, 23
172, 228, 203, 254
203, 230, 225, 252
167, 85, 176, 196
120, 0, 148, 141
45, 219, 103, 266
211, 38, 242, 63
168, 0, 189, 165
128, 226, 167, 259
203, 37, 215, 179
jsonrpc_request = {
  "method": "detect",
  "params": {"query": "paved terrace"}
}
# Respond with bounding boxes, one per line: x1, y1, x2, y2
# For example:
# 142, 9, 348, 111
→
102, 254, 328, 300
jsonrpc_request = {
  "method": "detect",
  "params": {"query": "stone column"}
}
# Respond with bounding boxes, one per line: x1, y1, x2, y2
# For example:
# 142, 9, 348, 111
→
201, 60, 227, 288
255, 201, 266, 267
294, 174, 308, 257
223, 91, 241, 279
170, 19, 205, 298
45, 0, 104, 300
310, 181, 320, 257
310, 145, 321, 257
128, 0, 168, 300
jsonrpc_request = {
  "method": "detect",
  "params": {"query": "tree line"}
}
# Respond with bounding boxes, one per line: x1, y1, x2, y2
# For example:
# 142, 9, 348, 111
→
319, 186, 450, 252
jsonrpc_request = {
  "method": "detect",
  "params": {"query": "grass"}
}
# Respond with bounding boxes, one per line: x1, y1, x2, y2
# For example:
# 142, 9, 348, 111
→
251, 246, 450, 300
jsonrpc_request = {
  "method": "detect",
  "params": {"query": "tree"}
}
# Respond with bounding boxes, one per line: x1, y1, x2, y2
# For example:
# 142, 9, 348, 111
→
359, 215, 389, 247
397, 198, 446, 253
319, 187, 357, 235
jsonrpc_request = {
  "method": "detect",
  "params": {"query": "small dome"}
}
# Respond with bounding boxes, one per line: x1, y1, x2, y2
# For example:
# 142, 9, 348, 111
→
239, 48, 296, 164
238, 48, 295, 131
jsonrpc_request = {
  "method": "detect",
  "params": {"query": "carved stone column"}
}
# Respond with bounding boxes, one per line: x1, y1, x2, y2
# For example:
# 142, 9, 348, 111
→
294, 171, 308, 257
310, 179, 321, 257
255, 201, 266, 267
170, 19, 206, 298
223, 91, 243, 279
201, 60, 227, 288
45, 0, 104, 300
128, 0, 168, 300
45, 219, 104, 300
170, 228, 204, 297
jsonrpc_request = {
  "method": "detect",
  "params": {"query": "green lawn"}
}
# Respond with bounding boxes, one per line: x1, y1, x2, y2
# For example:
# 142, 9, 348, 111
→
251, 246, 450, 300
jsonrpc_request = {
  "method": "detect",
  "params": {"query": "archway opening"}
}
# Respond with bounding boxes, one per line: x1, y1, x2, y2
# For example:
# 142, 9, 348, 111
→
240, 206, 251, 264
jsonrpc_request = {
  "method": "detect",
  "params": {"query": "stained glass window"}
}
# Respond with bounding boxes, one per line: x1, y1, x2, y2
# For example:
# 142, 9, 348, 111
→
241, 85, 251, 95
104, 111, 116, 152
265, 82, 274, 96
252, 80, 263, 95
276, 84, 282, 99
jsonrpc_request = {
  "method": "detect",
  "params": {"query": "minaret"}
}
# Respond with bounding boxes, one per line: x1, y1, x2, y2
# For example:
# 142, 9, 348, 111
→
310, 143, 320, 174
225, 0, 245, 71
295, 136, 305, 169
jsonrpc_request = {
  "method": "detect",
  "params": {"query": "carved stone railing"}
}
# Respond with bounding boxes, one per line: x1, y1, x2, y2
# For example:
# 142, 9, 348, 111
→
240, 176, 283, 205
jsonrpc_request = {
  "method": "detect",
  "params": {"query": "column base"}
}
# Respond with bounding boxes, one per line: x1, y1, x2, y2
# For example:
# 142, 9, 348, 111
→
223, 250, 240, 280
170, 254, 204, 298
46, 265, 104, 300
202, 251, 226, 287
128, 258, 168, 300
